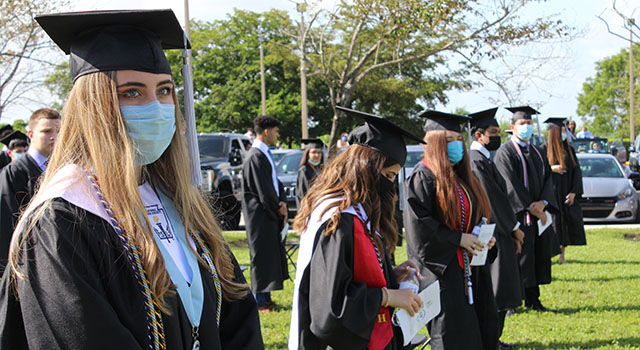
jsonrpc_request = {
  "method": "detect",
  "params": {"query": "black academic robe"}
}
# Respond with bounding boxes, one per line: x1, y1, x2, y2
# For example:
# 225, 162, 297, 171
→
493, 140, 558, 288
543, 144, 586, 246
0, 152, 10, 171
470, 150, 523, 310
0, 153, 43, 274
404, 164, 498, 350
295, 164, 320, 208
241, 147, 289, 293
0, 198, 263, 350
296, 213, 404, 350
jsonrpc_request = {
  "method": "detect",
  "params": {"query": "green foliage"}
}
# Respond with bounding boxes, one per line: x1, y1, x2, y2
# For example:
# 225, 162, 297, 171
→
225, 228, 640, 349
11, 119, 27, 133
44, 61, 72, 110
577, 44, 640, 139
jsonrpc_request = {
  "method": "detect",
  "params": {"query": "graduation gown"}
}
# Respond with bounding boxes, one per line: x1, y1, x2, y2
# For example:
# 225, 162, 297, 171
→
404, 163, 498, 350
543, 144, 586, 246
241, 147, 289, 293
295, 164, 320, 208
0, 198, 263, 350
493, 140, 558, 288
0, 153, 43, 273
470, 150, 523, 310
0, 152, 10, 171
296, 212, 403, 350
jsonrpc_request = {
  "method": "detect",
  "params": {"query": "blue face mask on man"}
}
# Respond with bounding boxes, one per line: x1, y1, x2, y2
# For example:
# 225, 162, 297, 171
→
120, 101, 176, 166
447, 140, 464, 165
516, 124, 534, 141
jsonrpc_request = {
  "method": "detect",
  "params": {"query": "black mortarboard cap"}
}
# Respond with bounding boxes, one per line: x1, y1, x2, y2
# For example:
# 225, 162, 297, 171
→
300, 138, 324, 149
469, 108, 499, 131
337, 106, 425, 166
0, 131, 29, 146
506, 106, 539, 123
543, 117, 567, 128
0, 125, 14, 139
36, 10, 190, 82
420, 110, 471, 133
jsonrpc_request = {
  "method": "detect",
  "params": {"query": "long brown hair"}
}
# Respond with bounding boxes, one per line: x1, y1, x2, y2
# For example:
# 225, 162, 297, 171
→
293, 145, 397, 256
424, 130, 491, 230
9, 71, 247, 313
547, 125, 576, 168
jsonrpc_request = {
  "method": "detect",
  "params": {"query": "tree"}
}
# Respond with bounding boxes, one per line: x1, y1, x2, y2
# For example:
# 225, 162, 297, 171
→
577, 44, 640, 138
296, 0, 571, 156
43, 61, 72, 110
0, 0, 67, 121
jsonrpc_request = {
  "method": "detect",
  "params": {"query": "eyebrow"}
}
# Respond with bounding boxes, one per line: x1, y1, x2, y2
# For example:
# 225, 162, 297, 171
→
116, 79, 174, 89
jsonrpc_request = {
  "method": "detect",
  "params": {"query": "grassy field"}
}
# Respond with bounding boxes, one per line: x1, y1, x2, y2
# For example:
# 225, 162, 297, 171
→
225, 228, 640, 349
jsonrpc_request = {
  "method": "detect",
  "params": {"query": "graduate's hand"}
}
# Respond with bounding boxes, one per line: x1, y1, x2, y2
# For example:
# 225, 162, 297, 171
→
565, 193, 576, 205
460, 233, 483, 255
527, 201, 545, 218
387, 289, 423, 316
393, 260, 424, 283
512, 238, 522, 254
513, 228, 525, 246
551, 165, 566, 174
487, 236, 496, 250
278, 201, 287, 217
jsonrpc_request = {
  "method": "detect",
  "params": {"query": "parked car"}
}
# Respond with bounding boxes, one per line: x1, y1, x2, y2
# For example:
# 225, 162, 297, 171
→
271, 148, 292, 165
628, 137, 640, 173
577, 153, 640, 223
404, 144, 424, 178
198, 133, 251, 230
276, 150, 304, 220
609, 138, 627, 164
573, 137, 609, 154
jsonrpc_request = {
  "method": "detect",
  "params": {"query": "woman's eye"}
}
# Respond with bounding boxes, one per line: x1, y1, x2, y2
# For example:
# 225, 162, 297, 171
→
121, 89, 141, 98
158, 86, 172, 96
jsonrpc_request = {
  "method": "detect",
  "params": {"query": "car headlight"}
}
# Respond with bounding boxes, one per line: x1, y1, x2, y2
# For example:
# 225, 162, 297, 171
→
618, 187, 634, 200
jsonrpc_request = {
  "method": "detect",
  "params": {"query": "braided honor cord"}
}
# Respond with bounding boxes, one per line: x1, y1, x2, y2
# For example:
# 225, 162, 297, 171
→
190, 232, 222, 326
88, 173, 166, 350
457, 184, 474, 305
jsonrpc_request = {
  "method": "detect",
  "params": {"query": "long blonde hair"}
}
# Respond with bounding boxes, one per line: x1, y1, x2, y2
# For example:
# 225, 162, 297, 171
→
9, 71, 247, 312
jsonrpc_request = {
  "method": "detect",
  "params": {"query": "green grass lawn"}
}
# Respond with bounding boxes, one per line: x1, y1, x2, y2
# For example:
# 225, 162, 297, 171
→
224, 228, 640, 349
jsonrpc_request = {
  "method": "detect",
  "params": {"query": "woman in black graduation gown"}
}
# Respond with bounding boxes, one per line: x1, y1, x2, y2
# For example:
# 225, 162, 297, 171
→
289, 107, 424, 350
0, 10, 262, 350
404, 111, 497, 350
295, 138, 324, 208
544, 118, 586, 264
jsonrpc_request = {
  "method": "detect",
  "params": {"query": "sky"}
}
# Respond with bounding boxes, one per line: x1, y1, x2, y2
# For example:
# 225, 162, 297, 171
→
3, 0, 638, 126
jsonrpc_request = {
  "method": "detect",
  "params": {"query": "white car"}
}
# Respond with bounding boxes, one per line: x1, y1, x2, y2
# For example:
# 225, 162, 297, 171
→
577, 153, 639, 223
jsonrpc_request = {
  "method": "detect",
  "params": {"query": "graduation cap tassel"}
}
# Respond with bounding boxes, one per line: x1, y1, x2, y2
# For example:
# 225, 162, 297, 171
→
182, 34, 202, 186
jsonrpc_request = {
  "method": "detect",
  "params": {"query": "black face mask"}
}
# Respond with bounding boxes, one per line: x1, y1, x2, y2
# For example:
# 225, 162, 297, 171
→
485, 135, 502, 151
377, 175, 395, 197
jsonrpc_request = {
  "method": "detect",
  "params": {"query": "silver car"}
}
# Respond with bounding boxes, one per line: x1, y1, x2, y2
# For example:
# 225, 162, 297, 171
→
577, 153, 639, 223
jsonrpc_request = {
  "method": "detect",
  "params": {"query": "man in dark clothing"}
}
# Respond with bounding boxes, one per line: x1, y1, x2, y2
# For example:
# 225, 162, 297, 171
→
469, 108, 525, 350
493, 106, 558, 312
0, 108, 61, 273
241, 115, 288, 312
0, 125, 15, 170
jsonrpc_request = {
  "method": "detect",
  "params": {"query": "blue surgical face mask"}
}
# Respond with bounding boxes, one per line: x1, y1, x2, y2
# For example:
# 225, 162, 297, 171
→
120, 101, 176, 166
516, 124, 533, 141
447, 140, 464, 165
13, 152, 25, 160
308, 159, 321, 166
561, 132, 567, 141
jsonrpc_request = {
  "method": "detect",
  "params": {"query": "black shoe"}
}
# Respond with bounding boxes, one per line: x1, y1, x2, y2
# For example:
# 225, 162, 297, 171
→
505, 308, 517, 316
499, 341, 517, 350
530, 303, 557, 313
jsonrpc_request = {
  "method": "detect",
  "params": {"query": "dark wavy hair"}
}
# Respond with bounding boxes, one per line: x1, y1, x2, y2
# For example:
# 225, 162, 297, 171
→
293, 145, 398, 256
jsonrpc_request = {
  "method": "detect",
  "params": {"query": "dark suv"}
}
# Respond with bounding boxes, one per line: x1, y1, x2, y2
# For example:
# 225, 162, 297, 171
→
198, 133, 251, 230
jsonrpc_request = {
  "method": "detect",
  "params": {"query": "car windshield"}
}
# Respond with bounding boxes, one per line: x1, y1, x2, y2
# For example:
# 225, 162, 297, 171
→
580, 157, 624, 178
573, 139, 608, 154
277, 152, 302, 175
271, 152, 287, 165
198, 135, 228, 158
405, 150, 424, 170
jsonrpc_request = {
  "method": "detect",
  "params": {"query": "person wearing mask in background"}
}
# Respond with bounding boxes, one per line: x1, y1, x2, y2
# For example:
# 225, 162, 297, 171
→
0, 10, 262, 348
0, 125, 16, 170
336, 132, 349, 149
242, 115, 289, 312
494, 106, 558, 312
543, 117, 586, 265
2, 131, 30, 162
469, 108, 524, 350
290, 107, 424, 350
295, 138, 324, 208
404, 110, 498, 350
0, 108, 61, 273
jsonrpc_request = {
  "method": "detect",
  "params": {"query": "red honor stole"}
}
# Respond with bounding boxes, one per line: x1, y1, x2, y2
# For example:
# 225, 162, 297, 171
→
352, 217, 393, 350
455, 183, 473, 269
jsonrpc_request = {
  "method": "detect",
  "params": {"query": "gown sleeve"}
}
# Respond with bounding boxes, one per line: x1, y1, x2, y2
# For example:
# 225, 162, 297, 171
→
0, 163, 29, 272
0, 199, 144, 350
307, 213, 383, 348
295, 166, 310, 208
403, 167, 461, 277
538, 149, 559, 214
569, 147, 583, 196
493, 143, 531, 216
